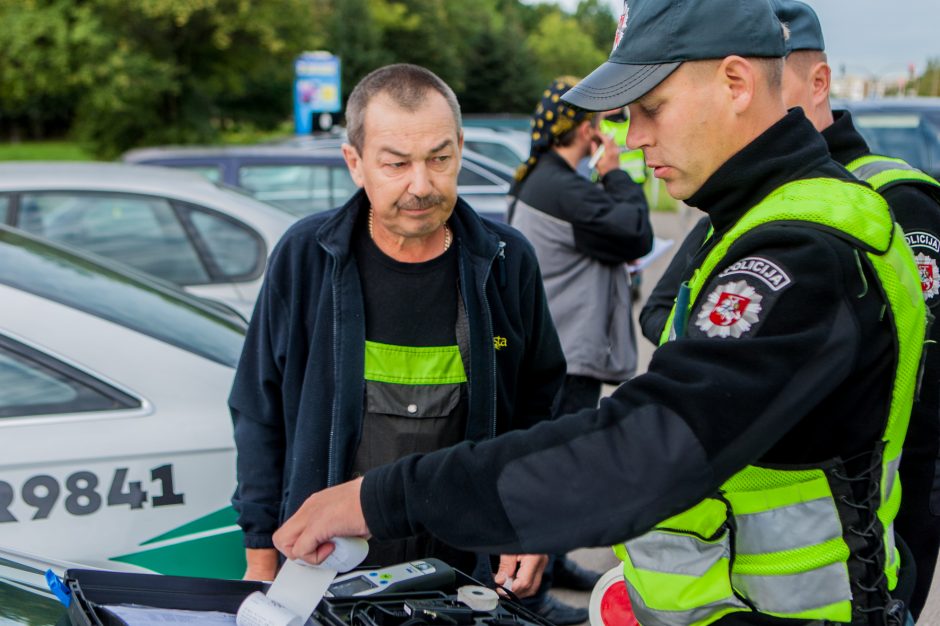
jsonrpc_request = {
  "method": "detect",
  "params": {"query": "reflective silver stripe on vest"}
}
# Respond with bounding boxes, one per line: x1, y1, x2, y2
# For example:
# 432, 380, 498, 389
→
733, 562, 852, 614
625, 531, 730, 577
886, 521, 897, 569
885, 455, 900, 503
624, 579, 747, 626
735, 497, 842, 554
884, 456, 901, 570
851, 159, 920, 184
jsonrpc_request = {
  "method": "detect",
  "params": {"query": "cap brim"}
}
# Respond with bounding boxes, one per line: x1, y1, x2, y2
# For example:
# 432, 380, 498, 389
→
561, 61, 681, 111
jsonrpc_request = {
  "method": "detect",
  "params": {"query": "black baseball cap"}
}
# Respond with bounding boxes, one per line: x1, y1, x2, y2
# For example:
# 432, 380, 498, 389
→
562, 0, 788, 111
771, 0, 825, 53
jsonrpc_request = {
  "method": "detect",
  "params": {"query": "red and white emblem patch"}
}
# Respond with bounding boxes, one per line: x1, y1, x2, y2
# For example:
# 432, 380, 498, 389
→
612, 1, 629, 52
695, 280, 763, 338
916, 252, 940, 300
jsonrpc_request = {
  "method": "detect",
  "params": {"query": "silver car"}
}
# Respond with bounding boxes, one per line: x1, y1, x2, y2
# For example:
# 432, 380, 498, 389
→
0, 162, 298, 317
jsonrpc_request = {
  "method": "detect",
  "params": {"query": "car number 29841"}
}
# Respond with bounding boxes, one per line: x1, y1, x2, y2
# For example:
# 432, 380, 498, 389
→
0, 464, 185, 522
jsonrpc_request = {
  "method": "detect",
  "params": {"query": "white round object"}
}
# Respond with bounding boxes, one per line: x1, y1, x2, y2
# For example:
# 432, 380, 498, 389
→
457, 585, 500, 611
588, 566, 638, 626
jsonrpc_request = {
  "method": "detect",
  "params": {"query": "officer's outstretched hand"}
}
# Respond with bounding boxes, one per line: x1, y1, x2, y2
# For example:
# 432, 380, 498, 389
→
273, 477, 371, 564
494, 553, 549, 598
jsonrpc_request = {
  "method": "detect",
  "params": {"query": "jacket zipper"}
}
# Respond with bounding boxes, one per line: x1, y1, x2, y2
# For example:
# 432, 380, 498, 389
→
326, 249, 340, 486
483, 241, 506, 439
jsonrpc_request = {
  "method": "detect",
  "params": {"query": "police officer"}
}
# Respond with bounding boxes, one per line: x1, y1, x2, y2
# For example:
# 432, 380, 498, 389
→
273, 1, 927, 624
771, 3, 940, 617
642, 3, 940, 616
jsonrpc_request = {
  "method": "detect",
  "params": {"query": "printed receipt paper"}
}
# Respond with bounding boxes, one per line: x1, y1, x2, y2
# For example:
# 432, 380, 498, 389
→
237, 538, 369, 626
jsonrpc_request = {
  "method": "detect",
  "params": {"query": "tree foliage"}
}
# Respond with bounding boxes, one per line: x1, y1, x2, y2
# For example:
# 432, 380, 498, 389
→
0, 0, 615, 157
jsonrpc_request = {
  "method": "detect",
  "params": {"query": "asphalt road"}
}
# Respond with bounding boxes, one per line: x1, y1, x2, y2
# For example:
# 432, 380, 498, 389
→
545, 208, 940, 624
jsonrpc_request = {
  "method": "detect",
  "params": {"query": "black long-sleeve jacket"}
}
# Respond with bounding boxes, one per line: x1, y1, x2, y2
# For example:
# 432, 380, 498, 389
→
824, 109, 940, 617
639, 214, 710, 345
361, 112, 901, 619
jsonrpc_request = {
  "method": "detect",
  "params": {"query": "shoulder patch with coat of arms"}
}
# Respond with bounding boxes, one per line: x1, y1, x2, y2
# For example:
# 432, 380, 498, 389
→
690, 256, 793, 339
905, 231, 940, 306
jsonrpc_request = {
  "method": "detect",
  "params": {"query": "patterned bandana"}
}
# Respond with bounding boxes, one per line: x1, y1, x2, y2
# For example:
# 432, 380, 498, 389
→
514, 76, 595, 184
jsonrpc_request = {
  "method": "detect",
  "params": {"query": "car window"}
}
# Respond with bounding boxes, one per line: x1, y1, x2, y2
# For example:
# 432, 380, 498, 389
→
186, 208, 262, 278
176, 165, 222, 182
854, 114, 930, 172
17, 192, 209, 286
0, 228, 245, 367
458, 164, 496, 187
465, 141, 523, 169
331, 167, 358, 206
239, 164, 336, 216
0, 338, 140, 419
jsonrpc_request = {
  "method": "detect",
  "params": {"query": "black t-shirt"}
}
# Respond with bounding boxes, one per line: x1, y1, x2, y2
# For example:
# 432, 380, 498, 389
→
351, 214, 471, 569
355, 217, 459, 346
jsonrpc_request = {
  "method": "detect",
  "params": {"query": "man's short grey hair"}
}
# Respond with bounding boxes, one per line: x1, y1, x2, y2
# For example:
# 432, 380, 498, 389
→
345, 63, 462, 153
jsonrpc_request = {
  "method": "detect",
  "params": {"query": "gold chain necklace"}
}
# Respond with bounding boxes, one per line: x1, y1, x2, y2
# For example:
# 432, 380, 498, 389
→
368, 208, 452, 251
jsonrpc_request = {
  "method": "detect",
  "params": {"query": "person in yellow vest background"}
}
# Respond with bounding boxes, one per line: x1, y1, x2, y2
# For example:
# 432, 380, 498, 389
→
270, 1, 928, 624
597, 108, 648, 185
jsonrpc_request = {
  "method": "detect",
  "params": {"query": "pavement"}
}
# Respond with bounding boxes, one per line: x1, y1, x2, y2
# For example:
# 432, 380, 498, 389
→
543, 208, 940, 624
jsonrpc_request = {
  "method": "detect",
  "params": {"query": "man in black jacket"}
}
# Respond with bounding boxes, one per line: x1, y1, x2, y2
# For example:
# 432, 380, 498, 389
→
271, 2, 926, 623
229, 64, 566, 597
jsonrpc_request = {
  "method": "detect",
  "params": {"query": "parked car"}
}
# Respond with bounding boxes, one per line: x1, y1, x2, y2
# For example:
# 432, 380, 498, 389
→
124, 143, 514, 221
462, 126, 530, 170
0, 226, 247, 589
0, 162, 296, 317
836, 98, 940, 179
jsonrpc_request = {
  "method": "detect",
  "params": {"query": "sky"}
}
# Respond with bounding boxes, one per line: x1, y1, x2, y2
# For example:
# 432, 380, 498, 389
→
532, 0, 940, 78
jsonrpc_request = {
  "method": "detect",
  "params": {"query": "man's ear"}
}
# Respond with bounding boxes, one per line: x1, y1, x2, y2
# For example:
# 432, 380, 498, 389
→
810, 62, 832, 108
341, 143, 365, 188
719, 55, 756, 114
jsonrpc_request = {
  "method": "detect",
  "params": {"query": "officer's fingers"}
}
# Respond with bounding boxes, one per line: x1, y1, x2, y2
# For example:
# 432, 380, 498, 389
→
494, 554, 520, 586
272, 505, 307, 556
509, 554, 548, 598
292, 531, 335, 565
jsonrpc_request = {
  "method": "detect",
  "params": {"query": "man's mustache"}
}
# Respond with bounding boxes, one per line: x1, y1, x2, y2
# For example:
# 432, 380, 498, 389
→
395, 193, 446, 211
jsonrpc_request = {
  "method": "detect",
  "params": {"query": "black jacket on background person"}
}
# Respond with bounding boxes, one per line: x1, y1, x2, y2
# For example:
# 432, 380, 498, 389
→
824, 109, 940, 617
361, 111, 903, 625
638, 214, 710, 344
638, 108, 940, 618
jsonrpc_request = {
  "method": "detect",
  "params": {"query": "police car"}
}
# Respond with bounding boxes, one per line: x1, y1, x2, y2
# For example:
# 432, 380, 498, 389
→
0, 162, 297, 318
0, 226, 248, 591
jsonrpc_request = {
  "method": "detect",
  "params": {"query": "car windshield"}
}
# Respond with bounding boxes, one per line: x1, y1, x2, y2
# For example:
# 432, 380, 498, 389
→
0, 228, 245, 367
853, 112, 940, 175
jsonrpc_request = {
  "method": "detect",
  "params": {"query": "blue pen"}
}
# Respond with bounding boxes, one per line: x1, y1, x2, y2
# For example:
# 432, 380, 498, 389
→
45, 569, 71, 608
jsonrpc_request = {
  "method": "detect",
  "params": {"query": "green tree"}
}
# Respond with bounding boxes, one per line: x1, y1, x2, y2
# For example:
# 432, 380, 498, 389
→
912, 58, 940, 97
459, 5, 540, 114
574, 0, 617, 56
527, 10, 608, 89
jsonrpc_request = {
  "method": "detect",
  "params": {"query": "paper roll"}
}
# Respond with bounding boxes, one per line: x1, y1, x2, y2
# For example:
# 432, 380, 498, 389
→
236, 591, 303, 626
457, 585, 499, 611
